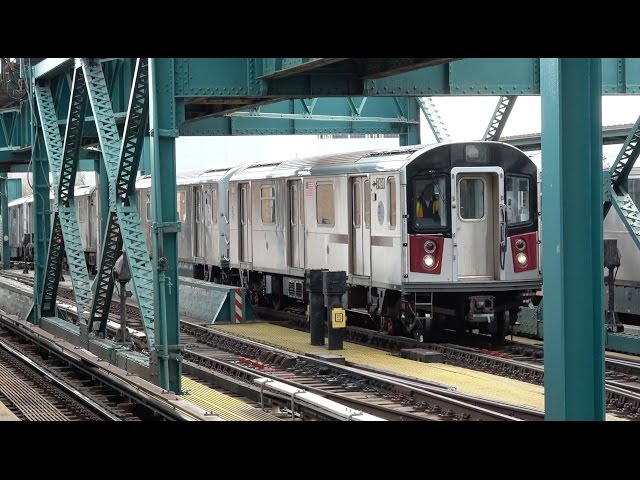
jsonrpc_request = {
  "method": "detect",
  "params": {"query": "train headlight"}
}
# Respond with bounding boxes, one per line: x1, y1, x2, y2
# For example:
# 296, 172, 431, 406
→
515, 238, 526, 251
423, 254, 436, 269
516, 252, 528, 266
424, 240, 437, 253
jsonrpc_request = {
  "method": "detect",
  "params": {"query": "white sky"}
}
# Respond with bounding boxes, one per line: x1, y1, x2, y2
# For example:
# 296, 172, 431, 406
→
174, 96, 640, 172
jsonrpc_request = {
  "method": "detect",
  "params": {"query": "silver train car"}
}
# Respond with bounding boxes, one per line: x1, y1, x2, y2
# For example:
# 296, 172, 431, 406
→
8, 185, 99, 272
603, 162, 640, 324
135, 166, 239, 280
221, 141, 541, 340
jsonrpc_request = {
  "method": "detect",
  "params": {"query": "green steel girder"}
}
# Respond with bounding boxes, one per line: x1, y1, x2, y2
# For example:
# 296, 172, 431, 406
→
483, 95, 518, 141
399, 96, 421, 147
116, 57, 149, 198
34, 83, 63, 185
179, 95, 410, 136
416, 97, 451, 143
58, 67, 88, 204
84, 58, 155, 349
89, 212, 121, 333
34, 68, 93, 317
83, 60, 120, 185
40, 214, 65, 316
609, 114, 640, 189
610, 190, 640, 251
28, 127, 51, 325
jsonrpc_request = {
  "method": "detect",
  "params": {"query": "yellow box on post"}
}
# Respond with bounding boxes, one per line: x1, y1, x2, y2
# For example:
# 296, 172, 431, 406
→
331, 307, 347, 329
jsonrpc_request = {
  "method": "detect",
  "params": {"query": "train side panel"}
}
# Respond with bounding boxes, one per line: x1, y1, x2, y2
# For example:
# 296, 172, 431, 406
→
304, 176, 349, 272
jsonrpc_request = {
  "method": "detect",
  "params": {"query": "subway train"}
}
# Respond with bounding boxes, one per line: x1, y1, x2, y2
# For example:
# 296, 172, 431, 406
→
8, 141, 543, 341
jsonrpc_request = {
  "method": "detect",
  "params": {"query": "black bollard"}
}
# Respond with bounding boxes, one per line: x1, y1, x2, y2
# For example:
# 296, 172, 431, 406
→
323, 271, 347, 350
306, 269, 327, 346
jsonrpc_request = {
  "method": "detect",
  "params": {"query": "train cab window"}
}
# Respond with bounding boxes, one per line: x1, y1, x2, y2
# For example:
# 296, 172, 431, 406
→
459, 178, 484, 220
364, 180, 370, 229
316, 183, 335, 226
211, 188, 218, 224
177, 191, 187, 222
505, 176, 530, 224
261, 185, 276, 224
388, 177, 396, 229
413, 176, 447, 230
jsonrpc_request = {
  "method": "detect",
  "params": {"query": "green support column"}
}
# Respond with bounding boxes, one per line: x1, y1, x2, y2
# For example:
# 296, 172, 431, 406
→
149, 58, 181, 393
30, 129, 52, 325
0, 174, 9, 269
540, 58, 605, 420
399, 97, 421, 146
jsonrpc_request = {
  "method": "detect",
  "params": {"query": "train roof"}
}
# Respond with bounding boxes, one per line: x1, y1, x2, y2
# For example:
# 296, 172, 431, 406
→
134, 166, 241, 189
228, 144, 427, 181
8, 184, 94, 207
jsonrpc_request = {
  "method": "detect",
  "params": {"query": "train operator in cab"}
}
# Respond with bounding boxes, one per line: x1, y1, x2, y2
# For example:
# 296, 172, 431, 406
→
416, 183, 440, 223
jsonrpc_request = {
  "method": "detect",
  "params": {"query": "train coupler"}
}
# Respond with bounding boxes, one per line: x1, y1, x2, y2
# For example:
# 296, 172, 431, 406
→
468, 295, 494, 324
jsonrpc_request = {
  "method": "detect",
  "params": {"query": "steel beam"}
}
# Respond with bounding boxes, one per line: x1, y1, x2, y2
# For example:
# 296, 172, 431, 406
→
483, 95, 518, 141
35, 68, 93, 318
84, 59, 156, 349
399, 96, 421, 146
32, 58, 73, 80
541, 58, 605, 420
416, 97, 450, 143
149, 58, 181, 393
609, 114, 640, 189
28, 129, 52, 325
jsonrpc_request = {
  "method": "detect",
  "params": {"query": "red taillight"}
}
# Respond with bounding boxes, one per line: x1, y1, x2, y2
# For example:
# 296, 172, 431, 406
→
510, 232, 537, 272
410, 235, 444, 274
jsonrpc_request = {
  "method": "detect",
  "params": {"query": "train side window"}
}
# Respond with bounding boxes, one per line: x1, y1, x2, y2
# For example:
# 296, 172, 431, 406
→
388, 177, 396, 229
505, 175, 530, 224
211, 188, 218, 224
176, 191, 187, 222
353, 181, 361, 228
204, 190, 211, 225
145, 194, 151, 221
261, 185, 276, 224
316, 183, 335, 226
459, 178, 485, 220
364, 180, 370, 229
195, 189, 203, 224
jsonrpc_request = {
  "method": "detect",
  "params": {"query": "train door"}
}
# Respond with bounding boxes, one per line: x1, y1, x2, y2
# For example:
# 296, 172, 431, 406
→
351, 176, 371, 276
193, 186, 204, 258
288, 180, 305, 268
239, 183, 251, 262
453, 168, 502, 280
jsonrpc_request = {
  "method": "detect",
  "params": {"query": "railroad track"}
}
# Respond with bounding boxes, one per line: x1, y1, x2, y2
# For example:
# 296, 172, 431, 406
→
256, 305, 640, 419
180, 320, 543, 421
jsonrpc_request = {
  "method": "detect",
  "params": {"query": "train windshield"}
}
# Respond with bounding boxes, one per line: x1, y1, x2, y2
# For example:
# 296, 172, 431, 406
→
413, 175, 448, 231
505, 175, 531, 225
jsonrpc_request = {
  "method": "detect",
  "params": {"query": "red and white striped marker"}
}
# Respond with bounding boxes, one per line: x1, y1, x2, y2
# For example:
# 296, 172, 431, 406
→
235, 289, 243, 323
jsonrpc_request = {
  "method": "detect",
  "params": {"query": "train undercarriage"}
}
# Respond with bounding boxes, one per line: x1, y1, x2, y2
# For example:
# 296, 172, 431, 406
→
192, 262, 536, 343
